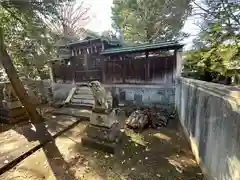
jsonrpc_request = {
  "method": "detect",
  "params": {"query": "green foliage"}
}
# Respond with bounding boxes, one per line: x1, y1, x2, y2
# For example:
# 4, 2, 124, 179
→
0, 1, 68, 79
183, 45, 240, 82
183, 0, 240, 84
111, 0, 192, 43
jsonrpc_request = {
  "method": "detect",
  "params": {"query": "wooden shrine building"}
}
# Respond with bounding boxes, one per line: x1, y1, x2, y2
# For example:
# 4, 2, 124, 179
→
49, 36, 183, 85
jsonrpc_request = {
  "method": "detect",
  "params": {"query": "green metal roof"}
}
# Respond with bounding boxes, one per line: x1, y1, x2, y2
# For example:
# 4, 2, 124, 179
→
58, 36, 121, 48
100, 41, 183, 55
57, 38, 100, 47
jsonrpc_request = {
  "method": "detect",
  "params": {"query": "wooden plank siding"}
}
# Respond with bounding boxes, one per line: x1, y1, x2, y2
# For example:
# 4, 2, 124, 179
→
52, 55, 175, 84
103, 56, 175, 84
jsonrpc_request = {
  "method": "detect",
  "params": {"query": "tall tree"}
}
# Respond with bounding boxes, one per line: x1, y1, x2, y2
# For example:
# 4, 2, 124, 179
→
0, 7, 58, 79
0, 1, 68, 123
47, 0, 90, 41
183, 0, 240, 84
111, 0, 192, 43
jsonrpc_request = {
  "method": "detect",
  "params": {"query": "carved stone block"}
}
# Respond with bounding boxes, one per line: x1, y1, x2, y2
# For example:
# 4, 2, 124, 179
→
90, 111, 117, 128
82, 123, 122, 153
2, 100, 23, 109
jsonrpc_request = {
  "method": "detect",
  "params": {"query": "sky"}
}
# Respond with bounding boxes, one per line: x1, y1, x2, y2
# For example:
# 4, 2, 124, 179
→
83, 0, 201, 49
84, 0, 113, 33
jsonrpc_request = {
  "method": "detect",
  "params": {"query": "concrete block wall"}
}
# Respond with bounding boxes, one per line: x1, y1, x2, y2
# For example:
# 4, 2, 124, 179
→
175, 78, 240, 180
105, 84, 175, 111
50, 83, 176, 111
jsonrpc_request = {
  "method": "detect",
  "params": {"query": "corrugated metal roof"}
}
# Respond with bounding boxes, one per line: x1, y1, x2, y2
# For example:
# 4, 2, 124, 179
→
100, 41, 183, 55
58, 36, 121, 47
57, 38, 100, 47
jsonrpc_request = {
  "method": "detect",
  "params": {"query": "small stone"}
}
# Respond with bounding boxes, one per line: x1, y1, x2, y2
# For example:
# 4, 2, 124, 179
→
131, 167, 136, 171
84, 161, 89, 166
120, 129, 125, 132
104, 155, 109, 158
145, 157, 148, 160
4, 160, 9, 164
156, 174, 161, 177
145, 147, 151, 151
121, 160, 126, 164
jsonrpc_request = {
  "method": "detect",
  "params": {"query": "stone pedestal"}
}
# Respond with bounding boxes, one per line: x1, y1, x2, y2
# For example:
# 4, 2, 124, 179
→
1, 100, 29, 124
2, 100, 22, 109
82, 111, 122, 153
0, 83, 29, 124
82, 81, 122, 153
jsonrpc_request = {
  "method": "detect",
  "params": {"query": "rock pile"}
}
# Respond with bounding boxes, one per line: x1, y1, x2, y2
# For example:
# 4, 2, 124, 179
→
125, 108, 168, 130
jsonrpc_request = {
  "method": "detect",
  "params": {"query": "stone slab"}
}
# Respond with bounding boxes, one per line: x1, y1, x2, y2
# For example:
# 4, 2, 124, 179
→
73, 94, 94, 100
0, 115, 79, 172
53, 107, 92, 119
0, 107, 26, 118
85, 124, 121, 143
75, 87, 93, 94
90, 111, 117, 128
68, 103, 93, 109
0, 113, 29, 124
81, 136, 117, 154
65, 87, 76, 104
2, 101, 22, 109
71, 98, 95, 105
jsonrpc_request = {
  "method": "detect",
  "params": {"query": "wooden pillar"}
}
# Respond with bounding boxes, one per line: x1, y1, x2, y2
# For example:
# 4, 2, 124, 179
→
174, 48, 183, 83
84, 52, 88, 80
72, 58, 76, 84
121, 55, 126, 84
49, 61, 56, 83
101, 56, 106, 83
145, 52, 150, 81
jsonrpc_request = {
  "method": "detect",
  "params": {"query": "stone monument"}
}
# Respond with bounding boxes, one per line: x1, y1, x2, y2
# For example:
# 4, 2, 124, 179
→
0, 82, 29, 124
82, 81, 121, 153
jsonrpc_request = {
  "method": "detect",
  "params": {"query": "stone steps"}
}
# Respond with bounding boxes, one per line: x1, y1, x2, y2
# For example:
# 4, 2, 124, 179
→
65, 85, 95, 108
72, 94, 94, 100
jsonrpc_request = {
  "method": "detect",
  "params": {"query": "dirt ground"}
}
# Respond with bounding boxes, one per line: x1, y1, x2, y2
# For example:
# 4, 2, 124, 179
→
0, 112, 204, 180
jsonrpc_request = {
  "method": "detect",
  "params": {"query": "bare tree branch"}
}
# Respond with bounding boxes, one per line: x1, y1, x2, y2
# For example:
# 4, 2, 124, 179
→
47, 0, 90, 40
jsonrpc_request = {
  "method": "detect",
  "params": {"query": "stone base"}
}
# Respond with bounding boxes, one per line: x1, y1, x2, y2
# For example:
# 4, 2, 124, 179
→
82, 136, 117, 153
82, 124, 122, 153
0, 113, 29, 124
90, 111, 117, 128
86, 124, 121, 142
0, 107, 26, 117
0, 106, 29, 124
2, 100, 23, 109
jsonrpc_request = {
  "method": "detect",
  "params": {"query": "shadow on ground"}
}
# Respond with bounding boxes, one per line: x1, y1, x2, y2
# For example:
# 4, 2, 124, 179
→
13, 118, 78, 180
0, 109, 204, 180
64, 117, 204, 180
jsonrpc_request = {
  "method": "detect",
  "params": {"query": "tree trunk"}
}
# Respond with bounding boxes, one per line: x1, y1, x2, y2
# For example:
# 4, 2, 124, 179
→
0, 28, 42, 124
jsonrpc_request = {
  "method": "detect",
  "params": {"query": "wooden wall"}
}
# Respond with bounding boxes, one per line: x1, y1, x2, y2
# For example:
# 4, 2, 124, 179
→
52, 55, 176, 85
104, 56, 176, 84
